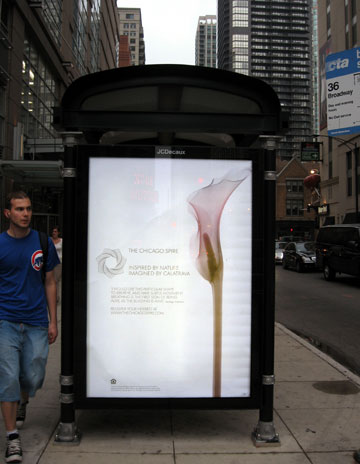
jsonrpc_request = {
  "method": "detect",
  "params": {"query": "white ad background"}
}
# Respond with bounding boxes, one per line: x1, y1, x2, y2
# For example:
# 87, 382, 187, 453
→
87, 156, 253, 398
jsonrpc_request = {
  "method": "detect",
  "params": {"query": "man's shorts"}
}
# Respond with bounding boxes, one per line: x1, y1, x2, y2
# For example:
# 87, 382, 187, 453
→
0, 320, 49, 402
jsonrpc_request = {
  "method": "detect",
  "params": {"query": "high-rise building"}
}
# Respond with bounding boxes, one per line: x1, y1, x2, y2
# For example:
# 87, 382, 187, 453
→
195, 15, 217, 67
217, 0, 313, 160
118, 8, 145, 66
312, 0, 319, 135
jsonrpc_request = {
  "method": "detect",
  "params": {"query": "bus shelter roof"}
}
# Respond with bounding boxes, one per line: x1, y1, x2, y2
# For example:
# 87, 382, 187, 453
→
53, 64, 287, 147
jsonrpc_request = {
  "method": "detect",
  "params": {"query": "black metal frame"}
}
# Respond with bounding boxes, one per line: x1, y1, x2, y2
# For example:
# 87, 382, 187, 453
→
71, 144, 265, 410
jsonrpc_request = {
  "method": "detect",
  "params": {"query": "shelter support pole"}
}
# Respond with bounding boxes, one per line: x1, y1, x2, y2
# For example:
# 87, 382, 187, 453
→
55, 132, 82, 444
252, 135, 282, 446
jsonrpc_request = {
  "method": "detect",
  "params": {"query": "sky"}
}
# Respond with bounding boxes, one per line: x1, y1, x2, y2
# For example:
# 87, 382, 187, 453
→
117, 1, 217, 65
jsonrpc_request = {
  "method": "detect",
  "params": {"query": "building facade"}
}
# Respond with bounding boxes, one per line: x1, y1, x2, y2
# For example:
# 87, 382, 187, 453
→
119, 36, 132, 67
312, 0, 319, 135
0, 0, 120, 230
217, 0, 317, 236
217, 0, 313, 160
318, 0, 360, 226
118, 8, 145, 66
276, 157, 317, 239
195, 15, 217, 67
0, 0, 119, 159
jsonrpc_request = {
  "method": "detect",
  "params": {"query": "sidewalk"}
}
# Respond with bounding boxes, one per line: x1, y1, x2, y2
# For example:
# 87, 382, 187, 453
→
1, 322, 360, 464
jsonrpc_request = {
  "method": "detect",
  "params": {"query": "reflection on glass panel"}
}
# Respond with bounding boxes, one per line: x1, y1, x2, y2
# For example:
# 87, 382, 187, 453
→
0, 88, 5, 148
72, 0, 87, 74
30, 48, 38, 67
43, 0, 62, 46
90, 0, 100, 72
23, 38, 30, 58
39, 58, 46, 80
29, 69, 35, 86
39, 81, 46, 102
21, 35, 58, 139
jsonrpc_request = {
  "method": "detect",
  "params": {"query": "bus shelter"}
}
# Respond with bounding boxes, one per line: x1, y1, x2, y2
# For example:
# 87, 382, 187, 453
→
52, 64, 288, 446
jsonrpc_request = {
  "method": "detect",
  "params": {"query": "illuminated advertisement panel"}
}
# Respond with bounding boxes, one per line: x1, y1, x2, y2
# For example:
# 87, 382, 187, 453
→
85, 153, 253, 399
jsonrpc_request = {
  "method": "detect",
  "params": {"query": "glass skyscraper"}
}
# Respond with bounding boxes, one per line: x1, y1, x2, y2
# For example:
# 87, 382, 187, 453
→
195, 15, 217, 67
217, 0, 313, 159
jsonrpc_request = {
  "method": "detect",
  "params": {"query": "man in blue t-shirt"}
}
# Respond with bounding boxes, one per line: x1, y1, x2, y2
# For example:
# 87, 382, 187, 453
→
0, 191, 59, 463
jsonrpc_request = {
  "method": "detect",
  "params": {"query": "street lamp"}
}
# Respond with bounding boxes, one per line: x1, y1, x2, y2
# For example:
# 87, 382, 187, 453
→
312, 134, 359, 223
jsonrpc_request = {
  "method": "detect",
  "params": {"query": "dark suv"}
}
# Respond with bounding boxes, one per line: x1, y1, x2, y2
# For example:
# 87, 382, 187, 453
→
315, 224, 360, 280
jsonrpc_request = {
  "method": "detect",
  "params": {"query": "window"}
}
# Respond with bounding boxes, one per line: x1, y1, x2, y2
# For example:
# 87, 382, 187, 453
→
21, 36, 58, 139
89, 0, 100, 73
347, 151, 353, 196
286, 179, 303, 216
0, 87, 5, 152
329, 141, 333, 179
351, 0, 357, 16
345, 0, 350, 48
286, 199, 304, 216
126, 13, 134, 19
43, 0, 62, 46
0, 0, 9, 29
286, 180, 304, 193
352, 20, 358, 46
327, 0, 331, 38
73, 0, 87, 74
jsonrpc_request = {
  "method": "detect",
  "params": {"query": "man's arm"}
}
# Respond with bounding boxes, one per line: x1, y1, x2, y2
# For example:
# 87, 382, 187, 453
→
44, 269, 58, 344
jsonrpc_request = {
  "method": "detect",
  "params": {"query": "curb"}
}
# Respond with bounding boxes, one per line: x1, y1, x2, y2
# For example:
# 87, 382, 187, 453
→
275, 322, 360, 387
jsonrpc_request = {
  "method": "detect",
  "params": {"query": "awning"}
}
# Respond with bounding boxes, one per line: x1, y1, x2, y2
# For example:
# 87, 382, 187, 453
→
0, 160, 64, 187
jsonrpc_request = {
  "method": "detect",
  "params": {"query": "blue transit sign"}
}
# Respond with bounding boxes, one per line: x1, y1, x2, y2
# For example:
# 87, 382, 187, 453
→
326, 47, 360, 136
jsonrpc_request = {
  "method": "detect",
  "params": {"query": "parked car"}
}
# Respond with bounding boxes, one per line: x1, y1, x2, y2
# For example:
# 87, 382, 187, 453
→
282, 241, 316, 272
275, 241, 287, 264
315, 224, 360, 281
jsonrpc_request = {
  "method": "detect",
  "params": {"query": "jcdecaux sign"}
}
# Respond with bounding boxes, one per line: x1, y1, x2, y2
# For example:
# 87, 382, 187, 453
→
326, 47, 360, 136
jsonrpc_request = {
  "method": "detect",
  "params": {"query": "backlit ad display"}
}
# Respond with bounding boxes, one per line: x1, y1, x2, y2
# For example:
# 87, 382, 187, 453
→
86, 155, 253, 399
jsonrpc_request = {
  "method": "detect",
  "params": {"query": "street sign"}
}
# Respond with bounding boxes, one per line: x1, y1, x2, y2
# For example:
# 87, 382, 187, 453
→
301, 142, 321, 161
326, 47, 360, 136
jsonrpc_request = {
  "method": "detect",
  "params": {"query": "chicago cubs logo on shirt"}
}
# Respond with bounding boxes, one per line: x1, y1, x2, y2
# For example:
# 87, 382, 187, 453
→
31, 250, 43, 271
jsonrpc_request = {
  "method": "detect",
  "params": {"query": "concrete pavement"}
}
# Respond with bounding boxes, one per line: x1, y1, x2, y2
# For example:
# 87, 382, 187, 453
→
1, 322, 360, 463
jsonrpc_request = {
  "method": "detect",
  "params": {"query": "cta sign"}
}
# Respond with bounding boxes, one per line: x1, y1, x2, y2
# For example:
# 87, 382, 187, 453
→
326, 47, 360, 136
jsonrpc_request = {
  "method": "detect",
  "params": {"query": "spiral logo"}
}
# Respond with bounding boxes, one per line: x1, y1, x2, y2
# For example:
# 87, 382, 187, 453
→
96, 248, 127, 279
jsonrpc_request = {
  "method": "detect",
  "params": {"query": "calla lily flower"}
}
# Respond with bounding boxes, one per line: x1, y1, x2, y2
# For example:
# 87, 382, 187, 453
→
188, 169, 250, 397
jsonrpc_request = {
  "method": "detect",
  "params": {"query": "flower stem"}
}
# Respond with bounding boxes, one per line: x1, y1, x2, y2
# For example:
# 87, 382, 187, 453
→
211, 276, 223, 397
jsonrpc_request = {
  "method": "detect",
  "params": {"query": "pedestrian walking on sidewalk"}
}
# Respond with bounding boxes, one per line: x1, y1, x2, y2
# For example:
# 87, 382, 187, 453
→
0, 191, 60, 463
51, 225, 62, 303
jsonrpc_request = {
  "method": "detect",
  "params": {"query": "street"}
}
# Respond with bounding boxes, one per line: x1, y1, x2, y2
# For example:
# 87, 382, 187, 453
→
275, 264, 360, 375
